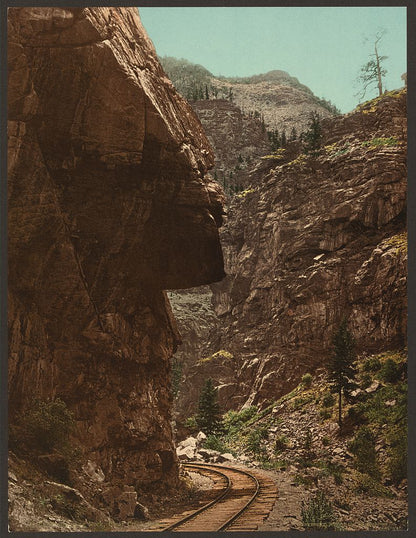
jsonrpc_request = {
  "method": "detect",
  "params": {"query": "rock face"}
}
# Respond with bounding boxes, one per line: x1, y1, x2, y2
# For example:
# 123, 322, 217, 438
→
161, 58, 337, 134
8, 5, 224, 509
180, 90, 407, 413
211, 75, 335, 133
192, 99, 270, 190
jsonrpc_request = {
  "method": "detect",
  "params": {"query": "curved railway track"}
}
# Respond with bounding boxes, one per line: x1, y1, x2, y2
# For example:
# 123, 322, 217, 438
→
160, 462, 277, 532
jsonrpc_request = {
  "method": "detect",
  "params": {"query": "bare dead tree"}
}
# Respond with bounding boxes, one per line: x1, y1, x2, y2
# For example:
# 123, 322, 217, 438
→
355, 29, 388, 101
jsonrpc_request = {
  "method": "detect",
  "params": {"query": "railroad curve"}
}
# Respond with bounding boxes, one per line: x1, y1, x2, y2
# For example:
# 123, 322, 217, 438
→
161, 462, 278, 532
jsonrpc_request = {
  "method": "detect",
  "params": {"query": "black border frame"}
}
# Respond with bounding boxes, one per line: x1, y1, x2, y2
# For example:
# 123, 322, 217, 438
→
1, 1, 414, 537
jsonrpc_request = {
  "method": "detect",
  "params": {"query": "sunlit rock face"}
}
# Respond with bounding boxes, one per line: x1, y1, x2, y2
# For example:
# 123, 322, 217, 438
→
177, 90, 407, 414
8, 6, 224, 498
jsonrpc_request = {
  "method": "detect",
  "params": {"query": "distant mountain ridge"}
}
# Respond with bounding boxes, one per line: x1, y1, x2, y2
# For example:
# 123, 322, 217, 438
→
160, 56, 340, 118
219, 69, 314, 96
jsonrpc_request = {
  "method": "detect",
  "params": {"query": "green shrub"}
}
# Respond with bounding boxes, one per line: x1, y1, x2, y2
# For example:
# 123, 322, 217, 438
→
274, 435, 288, 454
354, 472, 394, 497
184, 416, 197, 432
322, 436, 330, 446
260, 459, 288, 471
319, 408, 332, 420
171, 358, 183, 398
360, 372, 372, 389
246, 425, 269, 456
223, 406, 258, 434
203, 435, 228, 453
319, 460, 344, 485
387, 428, 407, 485
303, 428, 313, 452
348, 426, 380, 479
362, 356, 382, 372
302, 373, 313, 388
291, 395, 314, 410
347, 405, 366, 425
322, 393, 335, 408
12, 398, 75, 454
301, 491, 336, 530
294, 473, 315, 487
361, 137, 399, 148
379, 358, 401, 383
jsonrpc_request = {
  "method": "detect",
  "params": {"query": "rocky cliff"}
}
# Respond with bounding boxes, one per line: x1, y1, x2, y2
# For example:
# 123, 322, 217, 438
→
161, 58, 338, 134
177, 90, 407, 416
8, 6, 224, 517
161, 59, 338, 188
210, 75, 336, 134
192, 99, 270, 190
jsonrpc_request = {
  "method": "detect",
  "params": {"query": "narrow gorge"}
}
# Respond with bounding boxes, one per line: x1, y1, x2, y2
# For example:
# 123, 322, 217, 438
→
7, 6, 408, 533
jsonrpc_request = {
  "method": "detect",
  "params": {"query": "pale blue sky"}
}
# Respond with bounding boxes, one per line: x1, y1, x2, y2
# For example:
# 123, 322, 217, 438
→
138, 7, 407, 113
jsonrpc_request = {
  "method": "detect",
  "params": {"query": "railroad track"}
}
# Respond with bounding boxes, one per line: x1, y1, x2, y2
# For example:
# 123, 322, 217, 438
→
158, 462, 278, 532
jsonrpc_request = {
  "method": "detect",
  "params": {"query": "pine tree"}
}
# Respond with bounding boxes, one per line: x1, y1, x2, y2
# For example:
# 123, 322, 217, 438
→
196, 379, 224, 435
328, 319, 357, 426
280, 130, 287, 147
302, 111, 322, 156
205, 84, 209, 100
290, 127, 297, 141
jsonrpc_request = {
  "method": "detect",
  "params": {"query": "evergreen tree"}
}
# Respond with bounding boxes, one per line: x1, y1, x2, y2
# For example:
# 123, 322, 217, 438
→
302, 111, 322, 156
328, 319, 357, 426
280, 130, 287, 147
196, 379, 224, 435
205, 84, 209, 100
268, 129, 280, 151
290, 126, 297, 141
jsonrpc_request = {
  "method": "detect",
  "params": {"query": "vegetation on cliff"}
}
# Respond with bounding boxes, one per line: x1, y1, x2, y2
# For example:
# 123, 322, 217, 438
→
183, 348, 407, 530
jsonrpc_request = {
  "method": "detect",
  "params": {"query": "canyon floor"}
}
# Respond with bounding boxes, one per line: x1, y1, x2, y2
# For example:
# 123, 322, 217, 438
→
9, 349, 407, 532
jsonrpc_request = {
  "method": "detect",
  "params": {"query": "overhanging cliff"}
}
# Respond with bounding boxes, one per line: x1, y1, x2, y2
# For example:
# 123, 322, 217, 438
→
8, 5, 224, 510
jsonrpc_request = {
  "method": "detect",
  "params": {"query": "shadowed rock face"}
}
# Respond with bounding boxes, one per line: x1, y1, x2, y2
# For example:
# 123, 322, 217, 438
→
211, 91, 407, 408
8, 6, 224, 496
175, 90, 407, 416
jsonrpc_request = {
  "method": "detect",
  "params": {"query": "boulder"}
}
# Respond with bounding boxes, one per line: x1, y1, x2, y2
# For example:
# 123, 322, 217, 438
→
179, 437, 198, 449
176, 446, 196, 461
114, 486, 137, 521
198, 448, 220, 460
196, 431, 207, 445
366, 380, 381, 393
82, 460, 105, 483
350, 388, 366, 400
218, 453, 236, 463
134, 502, 149, 521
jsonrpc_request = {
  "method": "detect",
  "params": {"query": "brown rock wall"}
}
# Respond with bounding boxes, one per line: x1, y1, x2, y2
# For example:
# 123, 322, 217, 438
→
179, 91, 407, 413
8, 6, 224, 505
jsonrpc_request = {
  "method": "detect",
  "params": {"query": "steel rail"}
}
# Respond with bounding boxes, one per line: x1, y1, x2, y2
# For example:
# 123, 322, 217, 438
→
162, 462, 261, 532
161, 464, 231, 531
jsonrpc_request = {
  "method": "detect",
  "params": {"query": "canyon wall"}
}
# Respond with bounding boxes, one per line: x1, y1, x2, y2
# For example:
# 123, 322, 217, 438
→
8, 6, 224, 506
177, 90, 407, 416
